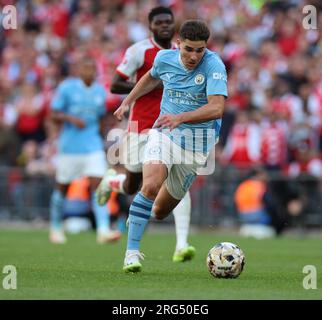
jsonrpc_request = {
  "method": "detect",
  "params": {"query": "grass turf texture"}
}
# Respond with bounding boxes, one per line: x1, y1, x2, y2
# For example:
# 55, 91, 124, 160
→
0, 229, 321, 300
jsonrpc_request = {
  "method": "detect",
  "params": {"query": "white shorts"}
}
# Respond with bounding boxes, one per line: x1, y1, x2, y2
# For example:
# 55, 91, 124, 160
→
122, 132, 149, 173
56, 151, 107, 184
143, 129, 209, 200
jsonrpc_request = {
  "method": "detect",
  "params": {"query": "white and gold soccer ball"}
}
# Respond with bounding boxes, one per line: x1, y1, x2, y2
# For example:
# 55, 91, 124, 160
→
207, 242, 245, 278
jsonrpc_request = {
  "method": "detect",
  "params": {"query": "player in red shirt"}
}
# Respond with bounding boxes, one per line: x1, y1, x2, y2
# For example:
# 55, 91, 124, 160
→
96, 7, 195, 263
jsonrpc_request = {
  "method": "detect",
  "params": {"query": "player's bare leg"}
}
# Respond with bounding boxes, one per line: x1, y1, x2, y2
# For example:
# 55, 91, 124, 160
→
49, 183, 69, 244
152, 184, 180, 219
140, 162, 168, 200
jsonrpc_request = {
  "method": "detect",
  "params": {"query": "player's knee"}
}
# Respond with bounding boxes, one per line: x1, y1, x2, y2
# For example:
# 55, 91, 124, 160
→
141, 182, 161, 200
153, 205, 168, 220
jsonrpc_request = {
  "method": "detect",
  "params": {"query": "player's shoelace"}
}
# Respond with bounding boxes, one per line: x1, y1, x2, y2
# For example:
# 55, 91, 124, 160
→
125, 251, 145, 265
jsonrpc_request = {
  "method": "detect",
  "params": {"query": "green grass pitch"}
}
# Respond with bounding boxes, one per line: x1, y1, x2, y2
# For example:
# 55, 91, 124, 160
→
0, 228, 321, 300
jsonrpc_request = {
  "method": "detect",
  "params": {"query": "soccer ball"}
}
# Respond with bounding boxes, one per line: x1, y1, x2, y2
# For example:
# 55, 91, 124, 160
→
207, 242, 245, 278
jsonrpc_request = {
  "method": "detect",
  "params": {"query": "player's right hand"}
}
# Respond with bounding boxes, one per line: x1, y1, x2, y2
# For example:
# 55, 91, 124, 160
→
114, 103, 130, 121
70, 117, 86, 129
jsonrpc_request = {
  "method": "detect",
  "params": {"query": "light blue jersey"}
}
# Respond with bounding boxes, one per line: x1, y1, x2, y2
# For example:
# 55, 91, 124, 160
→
51, 77, 107, 154
150, 49, 228, 153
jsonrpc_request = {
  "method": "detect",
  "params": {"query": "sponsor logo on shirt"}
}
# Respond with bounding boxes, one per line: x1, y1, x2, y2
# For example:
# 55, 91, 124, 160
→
213, 72, 227, 82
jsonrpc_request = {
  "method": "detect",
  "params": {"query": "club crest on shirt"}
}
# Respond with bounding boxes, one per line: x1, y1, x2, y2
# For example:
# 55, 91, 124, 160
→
194, 74, 205, 85
148, 146, 161, 155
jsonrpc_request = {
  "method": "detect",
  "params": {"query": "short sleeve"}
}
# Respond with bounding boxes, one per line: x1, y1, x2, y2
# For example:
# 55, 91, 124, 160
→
150, 51, 162, 79
206, 55, 228, 98
116, 44, 143, 79
51, 81, 68, 111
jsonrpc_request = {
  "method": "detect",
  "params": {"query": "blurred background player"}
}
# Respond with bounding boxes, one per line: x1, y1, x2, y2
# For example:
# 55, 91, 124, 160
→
234, 167, 276, 239
96, 6, 195, 262
49, 56, 121, 244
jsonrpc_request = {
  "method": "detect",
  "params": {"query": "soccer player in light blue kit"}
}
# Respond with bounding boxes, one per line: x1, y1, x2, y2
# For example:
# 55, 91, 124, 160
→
49, 56, 121, 244
114, 20, 228, 272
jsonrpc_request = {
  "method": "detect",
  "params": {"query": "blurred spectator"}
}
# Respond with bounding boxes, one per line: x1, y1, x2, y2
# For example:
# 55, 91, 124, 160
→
307, 82, 322, 152
276, 17, 300, 57
0, 91, 20, 166
15, 83, 47, 143
286, 148, 322, 228
288, 121, 318, 161
260, 111, 288, 171
0, 123, 19, 166
270, 78, 304, 124
16, 140, 38, 168
65, 177, 90, 211
234, 168, 276, 239
221, 110, 261, 169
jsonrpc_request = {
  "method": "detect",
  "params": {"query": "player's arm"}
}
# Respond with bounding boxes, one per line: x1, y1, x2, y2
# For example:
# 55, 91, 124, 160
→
110, 74, 135, 94
50, 111, 86, 129
180, 95, 225, 122
111, 72, 163, 95
155, 95, 225, 130
114, 71, 162, 120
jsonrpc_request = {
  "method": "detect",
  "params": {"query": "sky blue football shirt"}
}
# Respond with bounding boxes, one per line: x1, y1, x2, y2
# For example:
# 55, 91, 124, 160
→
51, 77, 107, 154
150, 48, 228, 153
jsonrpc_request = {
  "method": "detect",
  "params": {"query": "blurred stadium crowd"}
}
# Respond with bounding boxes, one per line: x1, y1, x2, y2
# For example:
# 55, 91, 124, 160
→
0, 0, 321, 227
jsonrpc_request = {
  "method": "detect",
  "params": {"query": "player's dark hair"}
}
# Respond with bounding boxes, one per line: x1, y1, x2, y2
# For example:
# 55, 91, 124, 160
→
148, 6, 173, 23
179, 20, 210, 42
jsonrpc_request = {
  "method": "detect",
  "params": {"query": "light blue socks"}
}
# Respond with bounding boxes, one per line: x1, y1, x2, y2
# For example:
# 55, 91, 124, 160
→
91, 192, 110, 233
50, 189, 64, 230
50, 190, 110, 233
127, 192, 154, 250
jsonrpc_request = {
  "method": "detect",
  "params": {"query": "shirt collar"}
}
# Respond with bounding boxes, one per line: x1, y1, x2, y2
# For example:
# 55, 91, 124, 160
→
177, 50, 207, 72
178, 52, 192, 72
78, 78, 95, 89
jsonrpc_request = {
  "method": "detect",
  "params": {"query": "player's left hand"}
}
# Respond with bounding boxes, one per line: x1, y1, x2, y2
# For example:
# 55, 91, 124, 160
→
114, 102, 130, 121
155, 114, 182, 130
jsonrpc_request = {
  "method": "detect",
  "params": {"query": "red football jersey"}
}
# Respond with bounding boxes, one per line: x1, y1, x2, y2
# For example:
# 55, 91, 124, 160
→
116, 38, 176, 133
260, 123, 287, 167
222, 123, 261, 168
